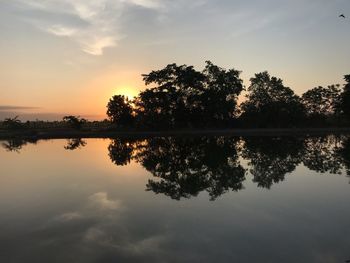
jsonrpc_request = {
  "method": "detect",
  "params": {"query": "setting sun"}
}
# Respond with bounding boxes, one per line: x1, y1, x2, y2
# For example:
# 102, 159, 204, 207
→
113, 86, 139, 100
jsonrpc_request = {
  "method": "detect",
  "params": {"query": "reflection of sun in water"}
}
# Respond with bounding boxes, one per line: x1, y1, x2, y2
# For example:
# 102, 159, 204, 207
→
113, 86, 138, 100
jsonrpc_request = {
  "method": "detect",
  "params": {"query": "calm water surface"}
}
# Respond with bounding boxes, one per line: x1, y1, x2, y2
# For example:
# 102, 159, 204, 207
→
0, 136, 350, 263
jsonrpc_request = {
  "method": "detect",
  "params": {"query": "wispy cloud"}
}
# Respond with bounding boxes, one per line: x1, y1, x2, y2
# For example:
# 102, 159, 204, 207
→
46, 25, 77, 37
0, 105, 39, 111
12, 0, 163, 55
88, 192, 122, 210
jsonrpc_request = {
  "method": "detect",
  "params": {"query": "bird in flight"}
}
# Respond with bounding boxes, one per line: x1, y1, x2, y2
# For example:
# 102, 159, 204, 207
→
339, 14, 346, 18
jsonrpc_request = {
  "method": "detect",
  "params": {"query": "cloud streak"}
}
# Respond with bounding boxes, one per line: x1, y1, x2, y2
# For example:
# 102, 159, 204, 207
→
0, 105, 39, 111
13, 0, 162, 55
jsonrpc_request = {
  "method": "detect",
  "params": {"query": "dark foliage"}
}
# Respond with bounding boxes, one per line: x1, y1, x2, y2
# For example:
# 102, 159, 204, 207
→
302, 85, 341, 116
2, 116, 23, 130
105, 65, 350, 129
63, 116, 87, 130
240, 72, 305, 128
106, 95, 134, 126
133, 61, 243, 129
301, 85, 342, 126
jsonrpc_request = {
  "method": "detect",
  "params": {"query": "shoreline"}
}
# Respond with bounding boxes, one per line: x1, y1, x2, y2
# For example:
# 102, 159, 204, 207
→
1, 127, 350, 140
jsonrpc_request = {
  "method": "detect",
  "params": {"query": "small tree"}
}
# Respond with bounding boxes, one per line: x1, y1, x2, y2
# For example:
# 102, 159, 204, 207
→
63, 116, 86, 130
2, 116, 22, 130
106, 95, 134, 126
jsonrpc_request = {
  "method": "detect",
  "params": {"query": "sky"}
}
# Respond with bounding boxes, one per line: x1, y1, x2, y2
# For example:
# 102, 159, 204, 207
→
0, 0, 349, 120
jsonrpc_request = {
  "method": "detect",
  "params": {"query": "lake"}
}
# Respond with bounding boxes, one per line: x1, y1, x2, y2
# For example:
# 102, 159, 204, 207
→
0, 135, 350, 263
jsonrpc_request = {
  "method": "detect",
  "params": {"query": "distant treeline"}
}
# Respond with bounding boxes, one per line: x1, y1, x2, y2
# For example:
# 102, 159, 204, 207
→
0, 115, 110, 131
106, 61, 350, 129
1, 61, 350, 130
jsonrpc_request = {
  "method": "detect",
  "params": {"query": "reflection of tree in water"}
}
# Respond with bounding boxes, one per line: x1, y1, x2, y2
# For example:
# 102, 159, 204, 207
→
64, 138, 87, 150
108, 137, 246, 200
337, 136, 350, 176
107, 135, 350, 199
302, 136, 343, 174
241, 137, 304, 189
135, 137, 246, 200
108, 138, 136, 166
1, 138, 38, 153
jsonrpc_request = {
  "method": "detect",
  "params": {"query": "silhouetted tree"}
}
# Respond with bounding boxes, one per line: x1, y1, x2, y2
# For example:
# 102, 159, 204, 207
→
240, 72, 305, 127
339, 75, 350, 121
106, 95, 134, 126
241, 137, 304, 188
133, 61, 243, 128
200, 62, 243, 125
2, 116, 22, 130
63, 116, 86, 130
134, 63, 206, 128
302, 85, 341, 117
64, 138, 87, 150
301, 85, 341, 126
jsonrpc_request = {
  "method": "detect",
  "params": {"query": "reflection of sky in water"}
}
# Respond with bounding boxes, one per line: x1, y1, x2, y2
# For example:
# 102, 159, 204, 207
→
0, 138, 350, 263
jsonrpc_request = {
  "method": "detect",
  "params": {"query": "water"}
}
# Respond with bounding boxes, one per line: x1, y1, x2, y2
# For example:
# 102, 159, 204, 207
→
0, 136, 349, 263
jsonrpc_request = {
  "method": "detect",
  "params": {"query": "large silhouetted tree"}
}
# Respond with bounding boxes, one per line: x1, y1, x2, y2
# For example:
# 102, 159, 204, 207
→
301, 85, 341, 117
200, 61, 243, 124
133, 61, 243, 128
240, 71, 305, 127
301, 85, 341, 126
107, 95, 134, 126
134, 63, 206, 128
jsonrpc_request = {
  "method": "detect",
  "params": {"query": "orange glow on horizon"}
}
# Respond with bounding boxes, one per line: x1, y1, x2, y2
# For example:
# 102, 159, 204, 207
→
112, 86, 139, 100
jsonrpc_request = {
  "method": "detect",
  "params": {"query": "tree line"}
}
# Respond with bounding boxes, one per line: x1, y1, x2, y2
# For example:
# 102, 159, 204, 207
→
107, 61, 350, 129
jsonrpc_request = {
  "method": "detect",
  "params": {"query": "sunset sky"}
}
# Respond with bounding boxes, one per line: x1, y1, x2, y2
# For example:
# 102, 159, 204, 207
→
1, 0, 349, 120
